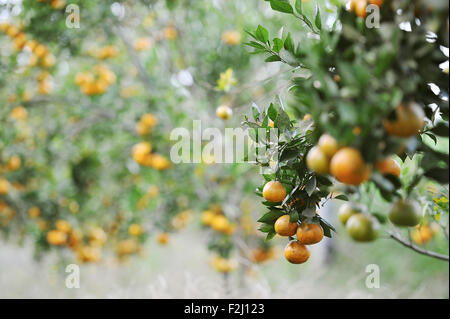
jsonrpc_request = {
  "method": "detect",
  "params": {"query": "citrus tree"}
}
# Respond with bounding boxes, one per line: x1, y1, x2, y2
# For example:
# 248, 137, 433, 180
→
0, 0, 276, 271
244, 0, 449, 264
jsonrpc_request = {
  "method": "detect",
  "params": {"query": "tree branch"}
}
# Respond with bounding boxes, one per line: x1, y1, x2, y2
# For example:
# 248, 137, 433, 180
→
387, 230, 449, 262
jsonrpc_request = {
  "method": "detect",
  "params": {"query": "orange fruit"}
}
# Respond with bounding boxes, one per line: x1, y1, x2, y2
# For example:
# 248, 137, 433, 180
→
369, 0, 384, 6
306, 146, 329, 174
128, 224, 143, 236
262, 181, 286, 203
383, 103, 425, 137
28, 206, 41, 219
411, 225, 433, 245
388, 199, 421, 227
346, 213, 379, 242
156, 232, 170, 245
338, 203, 362, 225
46, 230, 68, 245
216, 105, 232, 120
330, 147, 371, 186
274, 215, 298, 237
318, 134, 339, 158
284, 241, 310, 264
375, 157, 401, 177
296, 223, 324, 245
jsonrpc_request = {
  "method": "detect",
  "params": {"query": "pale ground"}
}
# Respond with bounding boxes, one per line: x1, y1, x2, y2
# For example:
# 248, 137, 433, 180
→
0, 229, 448, 299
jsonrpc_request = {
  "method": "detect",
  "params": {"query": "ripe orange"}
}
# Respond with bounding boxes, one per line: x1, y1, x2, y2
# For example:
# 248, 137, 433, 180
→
388, 199, 421, 227
383, 103, 425, 137
0, 178, 11, 195
156, 232, 170, 245
274, 215, 298, 237
77, 245, 101, 263
346, 213, 379, 242
306, 146, 329, 174
216, 105, 233, 120
375, 157, 401, 177
411, 225, 433, 245
350, 0, 368, 18
28, 206, 41, 219
262, 181, 286, 203
284, 241, 310, 264
55, 220, 72, 233
128, 224, 143, 236
46, 230, 68, 246
369, 0, 384, 7
318, 134, 339, 158
296, 223, 324, 245
330, 147, 371, 186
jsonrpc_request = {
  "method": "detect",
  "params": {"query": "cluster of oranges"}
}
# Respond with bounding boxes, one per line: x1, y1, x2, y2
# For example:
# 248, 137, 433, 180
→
348, 0, 384, 18
46, 220, 107, 263
261, 181, 324, 264
276, 215, 324, 264
132, 141, 171, 170
1, 23, 55, 95
306, 133, 402, 186
74, 64, 116, 96
0, 22, 54, 68
132, 114, 171, 170
136, 113, 158, 136
95, 45, 119, 60
201, 208, 236, 235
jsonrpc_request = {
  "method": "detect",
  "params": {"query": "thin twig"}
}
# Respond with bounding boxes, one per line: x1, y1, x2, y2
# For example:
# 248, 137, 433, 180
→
387, 230, 449, 262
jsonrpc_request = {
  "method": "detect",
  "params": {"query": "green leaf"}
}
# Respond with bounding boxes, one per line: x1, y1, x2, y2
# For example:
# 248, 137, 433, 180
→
255, 25, 269, 43
314, 5, 322, 30
424, 168, 449, 184
266, 230, 276, 240
430, 122, 449, 137
252, 102, 261, 121
258, 210, 284, 223
284, 32, 294, 52
270, 0, 294, 14
275, 108, 291, 131
259, 223, 275, 233
289, 210, 299, 223
334, 194, 349, 201
272, 38, 283, 53
267, 103, 278, 121
245, 41, 266, 49
265, 55, 282, 62
295, 0, 302, 14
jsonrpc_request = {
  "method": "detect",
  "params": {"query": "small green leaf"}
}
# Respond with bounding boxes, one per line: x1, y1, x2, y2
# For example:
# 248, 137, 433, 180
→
267, 103, 278, 121
270, 0, 294, 14
272, 38, 283, 53
295, 0, 302, 14
265, 55, 282, 62
334, 194, 349, 201
314, 5, 322, 30
255, 25, 269, 43
284, 32, 294, 52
